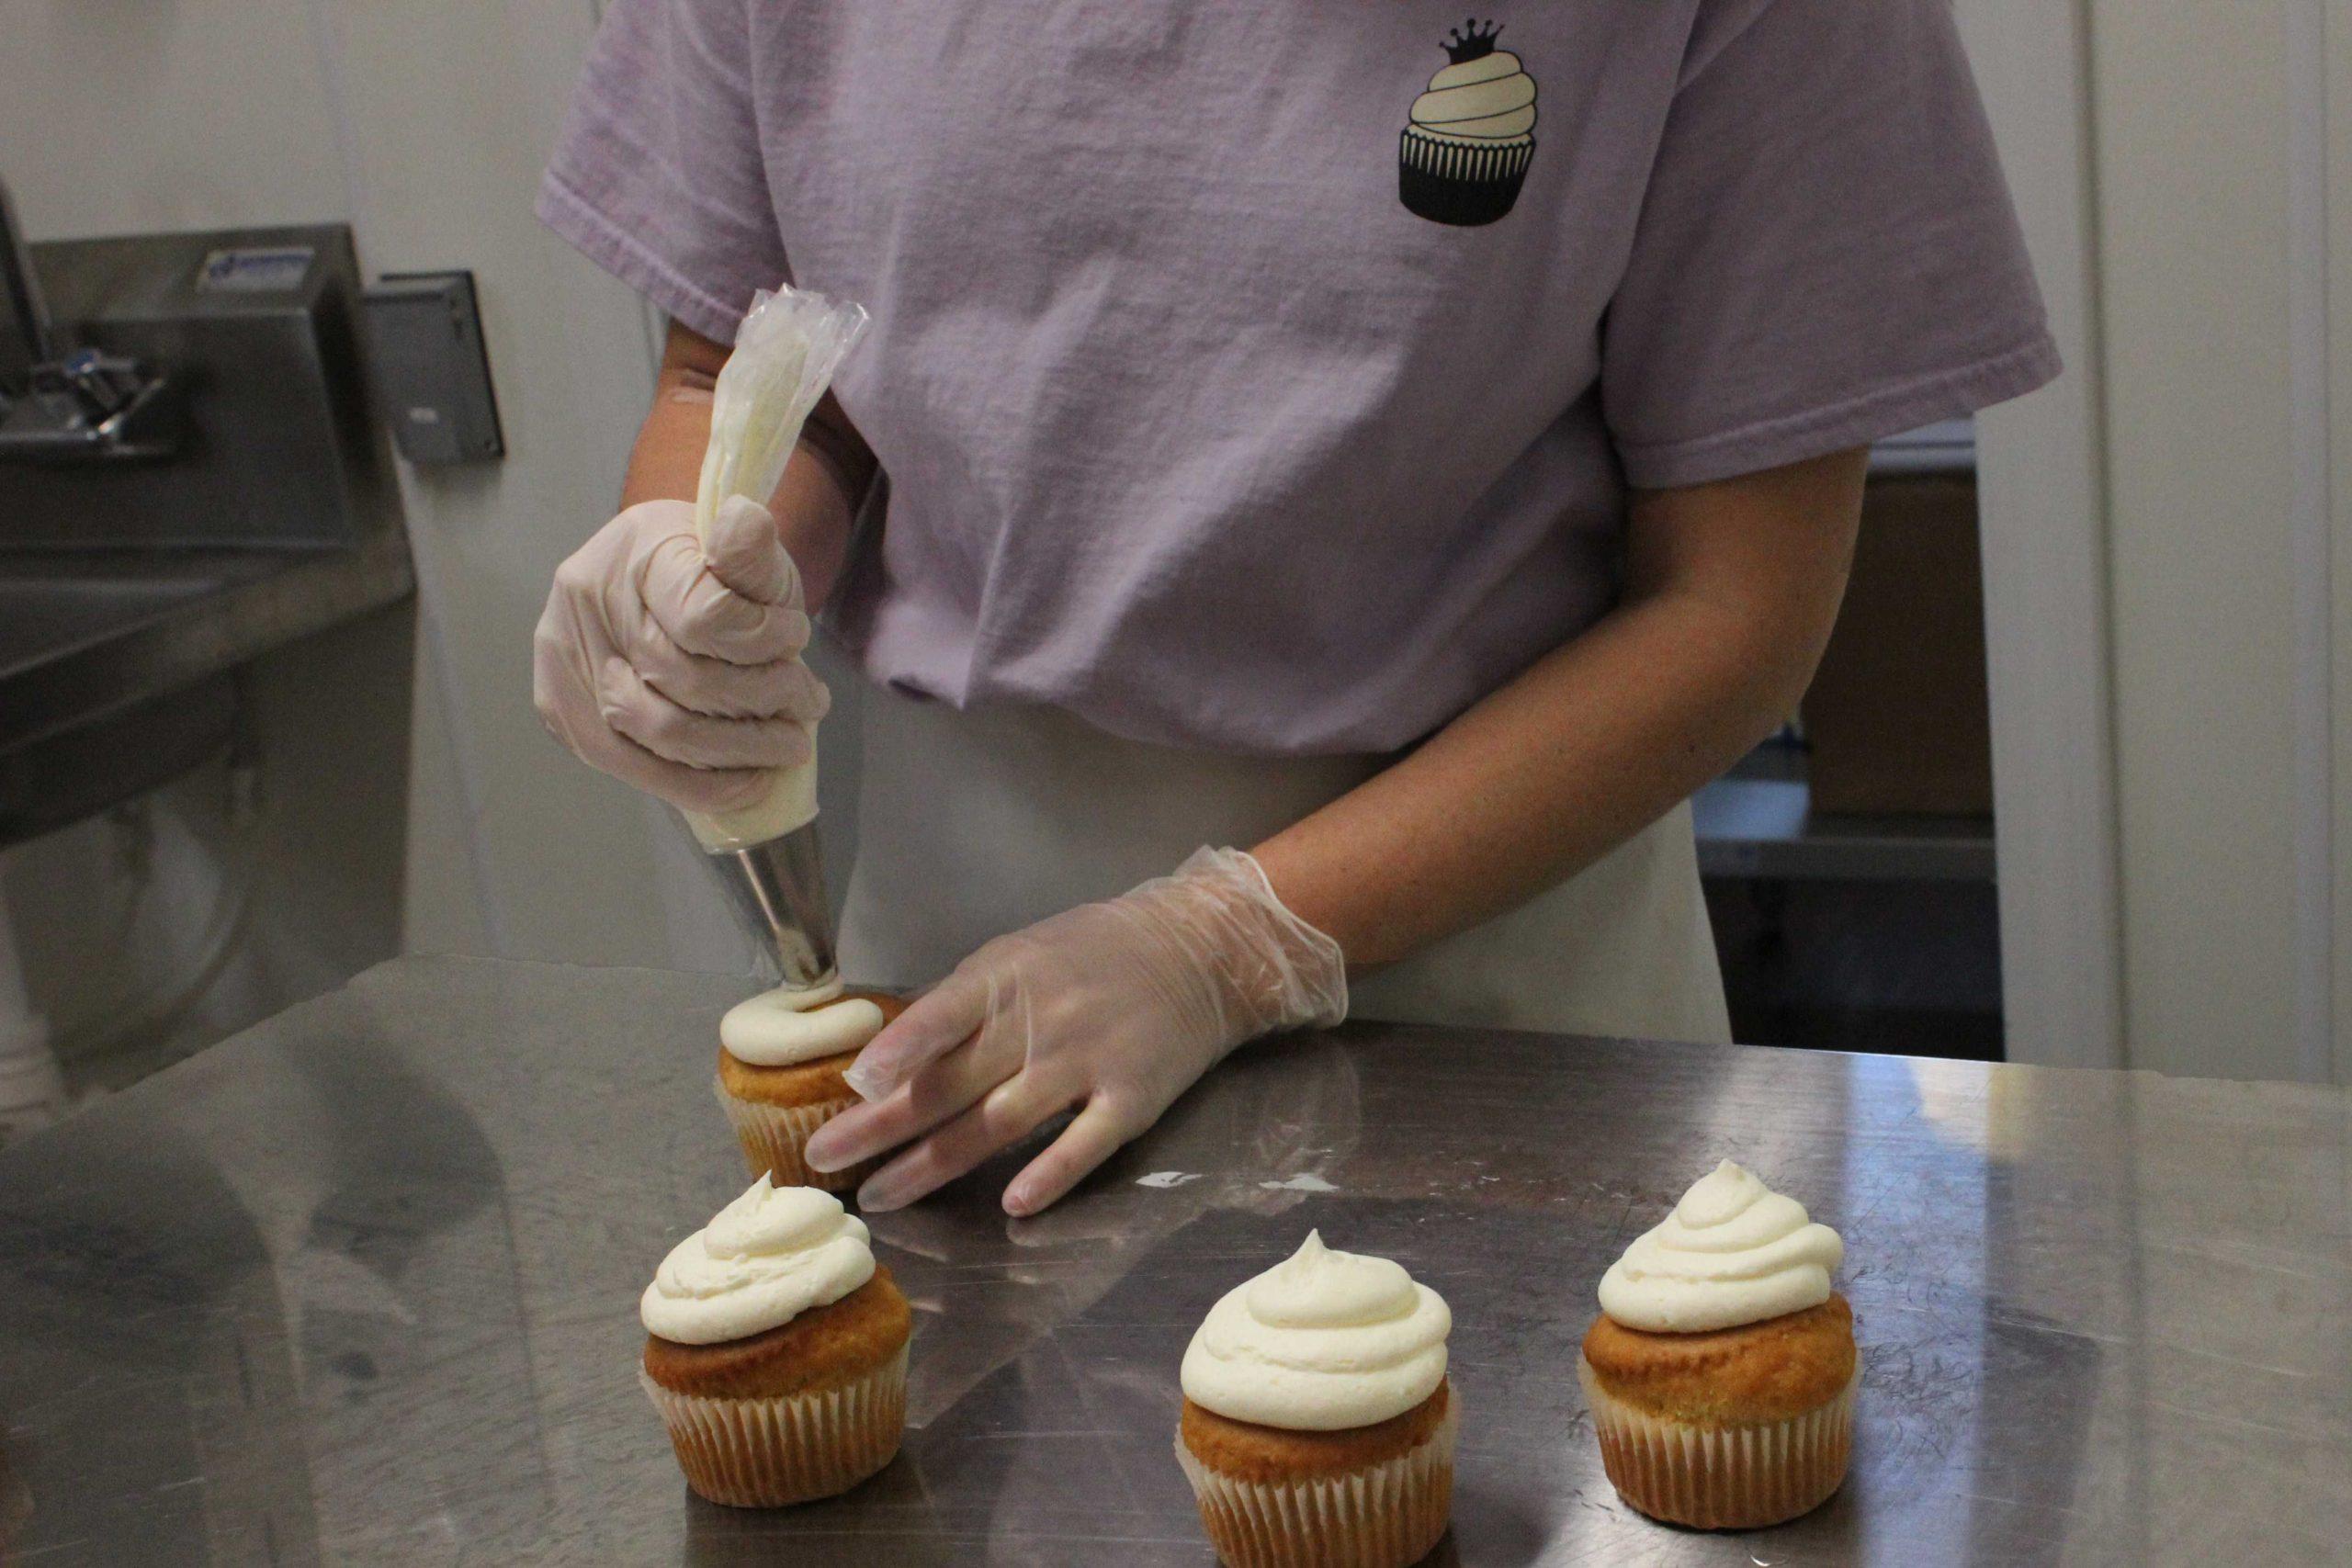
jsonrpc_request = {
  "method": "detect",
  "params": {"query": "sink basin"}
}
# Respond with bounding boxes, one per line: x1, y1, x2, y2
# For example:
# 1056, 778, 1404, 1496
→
0, 540, 413, 846
0, 566, 243, 674
0, 537, 412, 749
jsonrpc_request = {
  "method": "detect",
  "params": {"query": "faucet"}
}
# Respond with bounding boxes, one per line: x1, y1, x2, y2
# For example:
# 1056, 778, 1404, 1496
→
0, 178, 58, 368
0, 175, 179, 463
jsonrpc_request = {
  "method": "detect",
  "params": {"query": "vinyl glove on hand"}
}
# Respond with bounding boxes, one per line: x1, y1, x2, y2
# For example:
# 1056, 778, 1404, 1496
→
802, 848, 1349, 1216
532, 495, 829, 814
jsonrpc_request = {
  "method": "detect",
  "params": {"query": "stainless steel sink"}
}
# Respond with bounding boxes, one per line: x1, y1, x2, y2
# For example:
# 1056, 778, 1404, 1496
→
0, 214, 414, 845
0, 538, 412, 847
0, 561, 242, 672
0, 540, 410, 746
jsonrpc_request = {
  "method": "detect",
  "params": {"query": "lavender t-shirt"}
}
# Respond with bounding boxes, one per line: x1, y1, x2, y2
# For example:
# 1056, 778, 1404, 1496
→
541, 0, 2058, 756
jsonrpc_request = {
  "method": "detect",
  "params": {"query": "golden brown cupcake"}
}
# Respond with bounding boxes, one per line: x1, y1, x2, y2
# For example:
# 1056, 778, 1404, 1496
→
1579, 1161, 1857, 1529
715, 986, 905, 1192
639, 1177, 910, 1506
1175, 1232, 1456, 1567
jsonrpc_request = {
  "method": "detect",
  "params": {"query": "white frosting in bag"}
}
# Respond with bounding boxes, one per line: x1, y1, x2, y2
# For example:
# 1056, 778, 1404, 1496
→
640, 1176, 875, 1343
1598, 1161, 1844, 1333
1181, 1232, 1451, 1430
720, 980, 888, 1067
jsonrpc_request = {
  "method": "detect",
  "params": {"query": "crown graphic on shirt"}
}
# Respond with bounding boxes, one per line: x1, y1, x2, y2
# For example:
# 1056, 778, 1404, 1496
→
1442, 17, 1503, 63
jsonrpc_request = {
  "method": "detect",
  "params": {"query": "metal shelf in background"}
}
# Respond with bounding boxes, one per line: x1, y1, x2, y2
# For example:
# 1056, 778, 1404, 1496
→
1868, 417, 1977, 478
1694, 777, 1996, 884
1699, 421, 1989, 887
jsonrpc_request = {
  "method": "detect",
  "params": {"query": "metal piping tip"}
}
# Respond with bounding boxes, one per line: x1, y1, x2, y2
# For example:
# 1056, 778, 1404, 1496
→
702, 819, 837, 988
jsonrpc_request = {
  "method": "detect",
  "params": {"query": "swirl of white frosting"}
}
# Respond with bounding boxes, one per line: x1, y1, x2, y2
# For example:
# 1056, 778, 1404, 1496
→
1181, 1232, 1450, 1430
1409, 51, 1537, 143
720, 980, 888, 1067
640, 1176, 876, 1344
1598, 1161, 1844, 1333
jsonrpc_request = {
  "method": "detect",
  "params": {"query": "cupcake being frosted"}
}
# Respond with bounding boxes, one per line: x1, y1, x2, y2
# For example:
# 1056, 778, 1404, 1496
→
1581, 1161, 1857, 1529
1176, 1232, 1455, 1568
639, 1177, 910, 1506
715, 980, 906, 1193
1398, 18, 1539, 227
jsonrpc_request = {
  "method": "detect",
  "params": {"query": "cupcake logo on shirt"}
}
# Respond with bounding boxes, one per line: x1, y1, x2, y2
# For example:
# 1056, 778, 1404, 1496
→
1398, 18, 1538, 226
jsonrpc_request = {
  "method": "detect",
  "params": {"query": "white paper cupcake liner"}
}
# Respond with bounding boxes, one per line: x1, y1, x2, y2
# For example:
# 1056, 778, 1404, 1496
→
640, 1342, 907, 1507
1578, 1356, 1858, 1530
714, 1078, 869, 1193
1174, 1394, 1457, 1568
1397, 127, 1536, 183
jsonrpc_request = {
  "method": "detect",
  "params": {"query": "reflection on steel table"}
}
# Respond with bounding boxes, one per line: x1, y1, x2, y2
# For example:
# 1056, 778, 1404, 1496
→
0, 956, 2346, 1564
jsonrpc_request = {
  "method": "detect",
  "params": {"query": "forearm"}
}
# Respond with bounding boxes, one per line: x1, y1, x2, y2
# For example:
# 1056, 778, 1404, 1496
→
1254, 449, 1864, 970
620, 333, 871, 609
1255, 592, 1806, 966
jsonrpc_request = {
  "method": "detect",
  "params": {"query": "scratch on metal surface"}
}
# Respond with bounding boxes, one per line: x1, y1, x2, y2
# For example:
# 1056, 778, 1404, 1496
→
2143, 1396, 2302, 1439
1258, 1174, 1339, 1193
2152, 1341, 2318, 1378
1960, 1487, 2088, 1520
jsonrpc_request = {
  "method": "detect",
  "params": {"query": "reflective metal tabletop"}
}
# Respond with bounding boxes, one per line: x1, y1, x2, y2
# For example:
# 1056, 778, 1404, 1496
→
2, 957, 2346, 1565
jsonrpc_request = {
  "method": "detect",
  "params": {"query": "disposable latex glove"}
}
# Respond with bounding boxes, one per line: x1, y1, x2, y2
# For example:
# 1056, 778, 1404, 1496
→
802, 847, 1349, 1216
532, 495, 829, 814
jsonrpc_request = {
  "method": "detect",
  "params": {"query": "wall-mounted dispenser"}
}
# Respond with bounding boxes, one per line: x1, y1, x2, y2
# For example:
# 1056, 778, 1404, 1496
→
361, 270, 504, 467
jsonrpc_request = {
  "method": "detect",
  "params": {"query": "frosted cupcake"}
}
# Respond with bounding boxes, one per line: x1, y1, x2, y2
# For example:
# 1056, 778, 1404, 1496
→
716, 982, 905, 1192
1579, 1161, 1857, 1529
639, 1176, 910, 1506
1176, 1232, 1455, 1568
1399, 19, 1538, 226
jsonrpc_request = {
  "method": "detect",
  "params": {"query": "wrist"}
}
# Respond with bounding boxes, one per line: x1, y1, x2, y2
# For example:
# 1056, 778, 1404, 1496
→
1166, 847, 1349, 1034
1244, 829, 1389, 970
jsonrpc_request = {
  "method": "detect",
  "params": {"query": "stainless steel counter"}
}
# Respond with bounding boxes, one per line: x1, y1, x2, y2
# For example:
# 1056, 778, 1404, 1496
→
2, 957, 2346, 1565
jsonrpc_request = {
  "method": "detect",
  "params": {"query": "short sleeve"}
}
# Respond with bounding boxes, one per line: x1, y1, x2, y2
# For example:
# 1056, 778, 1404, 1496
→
1600, 0, 2061, 490
537, 0, 788, 344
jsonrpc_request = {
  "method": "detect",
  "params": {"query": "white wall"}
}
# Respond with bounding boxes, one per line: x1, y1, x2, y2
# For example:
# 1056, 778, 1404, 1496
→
1973, 1, 2349, 1083
1959, 0, 2127, 1072
0, 0, 351, 232
2088, 1, 2347, 1082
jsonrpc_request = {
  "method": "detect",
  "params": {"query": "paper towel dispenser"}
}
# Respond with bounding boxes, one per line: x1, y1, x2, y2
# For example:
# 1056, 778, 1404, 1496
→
361, 270, 504, 467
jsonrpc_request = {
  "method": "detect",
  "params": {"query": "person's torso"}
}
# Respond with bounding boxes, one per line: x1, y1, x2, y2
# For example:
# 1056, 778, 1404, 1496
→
839, 680, 1732, 1042
747, 4, 1706, 753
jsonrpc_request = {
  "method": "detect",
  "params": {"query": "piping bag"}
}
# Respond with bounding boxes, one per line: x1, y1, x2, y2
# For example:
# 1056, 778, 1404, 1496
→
684, 285, 869, 988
